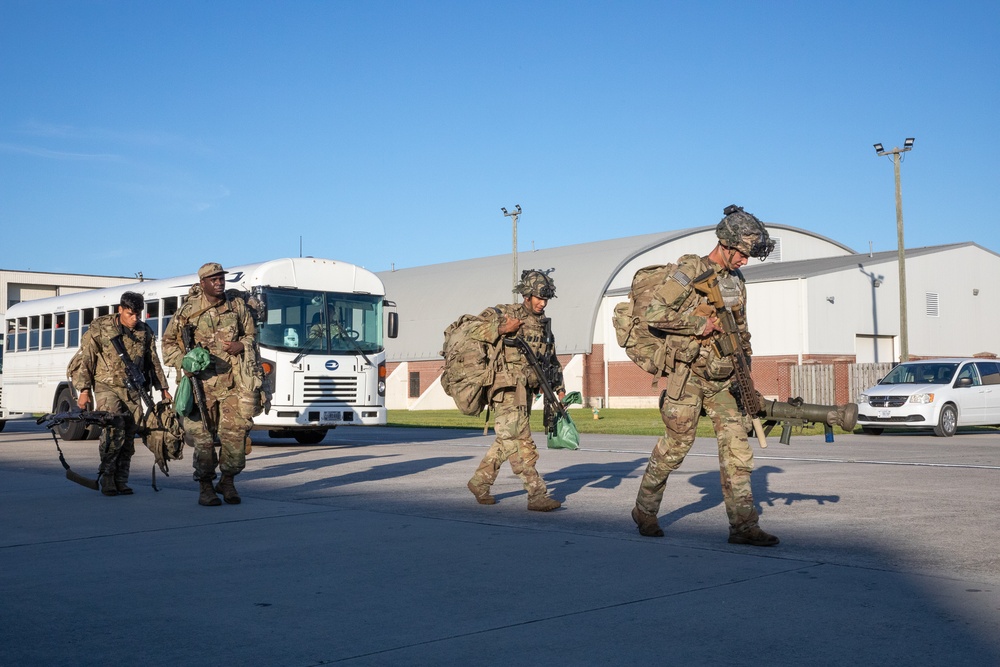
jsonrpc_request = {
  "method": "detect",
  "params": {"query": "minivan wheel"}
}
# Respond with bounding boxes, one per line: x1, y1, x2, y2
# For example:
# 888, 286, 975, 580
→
933, 404, 958, 437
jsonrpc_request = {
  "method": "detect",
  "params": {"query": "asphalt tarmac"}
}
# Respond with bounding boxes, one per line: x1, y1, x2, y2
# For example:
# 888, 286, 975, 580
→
1, 419, 998, 666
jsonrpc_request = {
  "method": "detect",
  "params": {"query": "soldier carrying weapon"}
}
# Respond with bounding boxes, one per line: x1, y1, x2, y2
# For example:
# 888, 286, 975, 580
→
69, 291, 171, 496
629, 205, 782, 546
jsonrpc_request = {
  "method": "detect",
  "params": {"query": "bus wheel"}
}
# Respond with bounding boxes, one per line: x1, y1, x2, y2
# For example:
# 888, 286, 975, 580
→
293, 429, 328, 445
54, 387, 87, 441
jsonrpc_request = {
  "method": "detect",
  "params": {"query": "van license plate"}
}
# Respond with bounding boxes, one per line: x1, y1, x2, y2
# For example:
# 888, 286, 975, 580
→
877, 409, 891, 419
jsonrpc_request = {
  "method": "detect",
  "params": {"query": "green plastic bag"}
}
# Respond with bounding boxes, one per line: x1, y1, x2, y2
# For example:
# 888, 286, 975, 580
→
182, 347, 211, 373
174, 348, 211, 417
547, 413, 580, 450
174, 376, 193, 416
562, 391, 583, 406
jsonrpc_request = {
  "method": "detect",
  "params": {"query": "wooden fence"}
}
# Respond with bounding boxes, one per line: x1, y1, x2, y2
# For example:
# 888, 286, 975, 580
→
788, 362, 893, 404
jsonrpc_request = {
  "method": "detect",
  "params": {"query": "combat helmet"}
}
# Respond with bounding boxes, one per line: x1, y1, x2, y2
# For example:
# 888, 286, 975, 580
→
515, 269, 557, 299
716, 204, 775, 260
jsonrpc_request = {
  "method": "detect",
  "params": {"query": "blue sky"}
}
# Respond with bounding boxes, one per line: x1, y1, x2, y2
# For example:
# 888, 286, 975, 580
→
2, 1, 998, 279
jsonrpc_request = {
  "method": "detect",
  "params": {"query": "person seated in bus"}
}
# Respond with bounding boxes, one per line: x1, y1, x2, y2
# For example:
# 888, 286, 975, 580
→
307, 310, 347, 345
161, 262, 257, 507
71, 291, 172, 497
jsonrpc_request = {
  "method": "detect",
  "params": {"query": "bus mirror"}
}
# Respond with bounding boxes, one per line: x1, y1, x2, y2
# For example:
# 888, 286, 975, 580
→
250, 287, 268, 324
387, 312, 398, 339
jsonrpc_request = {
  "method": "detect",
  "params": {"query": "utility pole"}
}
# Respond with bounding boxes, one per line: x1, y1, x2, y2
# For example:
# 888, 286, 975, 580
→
501, 205, 521, 302
873, 138, 915, 362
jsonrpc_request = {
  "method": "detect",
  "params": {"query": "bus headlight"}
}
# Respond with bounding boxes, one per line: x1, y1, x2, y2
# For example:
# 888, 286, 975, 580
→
378, 362, 387, 397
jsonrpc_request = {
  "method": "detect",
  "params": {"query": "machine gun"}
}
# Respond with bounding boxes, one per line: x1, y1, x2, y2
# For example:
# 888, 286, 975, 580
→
691, 269, 769, 446
503, 335, 568, 437
181, 324, 220, 445
109, 334, 156, 412
36, 410, 129, 490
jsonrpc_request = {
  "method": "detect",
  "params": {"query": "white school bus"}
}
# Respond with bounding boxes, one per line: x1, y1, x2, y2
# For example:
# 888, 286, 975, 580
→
1, 257, 398, 443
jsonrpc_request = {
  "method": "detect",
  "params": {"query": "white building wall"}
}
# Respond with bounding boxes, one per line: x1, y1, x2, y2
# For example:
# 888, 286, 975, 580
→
750, 246, 1000, 361
745, 279, 807, 358
903, 246, 1000, 357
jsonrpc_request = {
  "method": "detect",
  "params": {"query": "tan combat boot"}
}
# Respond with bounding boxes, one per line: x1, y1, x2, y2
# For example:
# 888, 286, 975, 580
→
467, 480, 496, 505
527, 495, 561, 512
199, 480, 222, 506
631, 506, 664, 537
728, 525, 779, 547
215, 474, 241, 505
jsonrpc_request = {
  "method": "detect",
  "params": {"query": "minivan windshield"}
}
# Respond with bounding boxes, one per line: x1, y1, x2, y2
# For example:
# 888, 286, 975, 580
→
880, 362, 958, 385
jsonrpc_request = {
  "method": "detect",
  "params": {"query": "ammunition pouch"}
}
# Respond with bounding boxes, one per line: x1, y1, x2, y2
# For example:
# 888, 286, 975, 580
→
665, 361, 691, 401
703, 346, 735, 381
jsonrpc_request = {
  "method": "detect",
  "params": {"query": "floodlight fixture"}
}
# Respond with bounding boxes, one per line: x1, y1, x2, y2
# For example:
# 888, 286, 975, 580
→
903, 138, 914, 149
873, 143, 884, 153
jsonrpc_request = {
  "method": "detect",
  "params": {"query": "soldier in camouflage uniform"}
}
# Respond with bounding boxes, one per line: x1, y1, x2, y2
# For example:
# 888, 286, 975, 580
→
162, 263, 257, 506
466, 269, 563, 512
72, 291, 171, 496
631, 206, 780, 546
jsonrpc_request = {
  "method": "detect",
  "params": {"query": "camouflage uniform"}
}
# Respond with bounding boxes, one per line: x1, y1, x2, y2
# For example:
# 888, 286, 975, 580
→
72, 313, 168, 493
633, 205, 777, 545
162, 283, 257, 486
467, 270, 563, 510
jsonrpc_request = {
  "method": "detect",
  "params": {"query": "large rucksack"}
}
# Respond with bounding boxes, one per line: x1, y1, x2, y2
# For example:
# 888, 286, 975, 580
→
612, 264, 675, 376
440, 308, 503, 416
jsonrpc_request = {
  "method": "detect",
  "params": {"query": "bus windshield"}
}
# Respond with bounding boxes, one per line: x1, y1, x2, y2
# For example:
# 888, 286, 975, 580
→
257, 288, 385, 355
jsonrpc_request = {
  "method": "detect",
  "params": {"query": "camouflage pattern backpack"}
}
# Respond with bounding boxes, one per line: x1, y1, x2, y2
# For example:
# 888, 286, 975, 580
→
612, 264, 677, 376
141, 399, 184, 475
440, 308, 504, 416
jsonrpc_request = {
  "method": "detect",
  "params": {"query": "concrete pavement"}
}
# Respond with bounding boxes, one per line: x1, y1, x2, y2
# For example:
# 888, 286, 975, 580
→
1, 419, 998, 666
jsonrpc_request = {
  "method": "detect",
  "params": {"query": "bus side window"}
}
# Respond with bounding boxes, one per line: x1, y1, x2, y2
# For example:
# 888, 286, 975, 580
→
146, 300, 160, 336
41, 314, 53, 349
68, 311, 80, 347
163, 297, 178, 333
54, 313, 66, 347
5, 320, 14, 352
97, 306, 110, 317
29, 316, 40, 351
82, 308, 94, 337
17, 318, 27, 351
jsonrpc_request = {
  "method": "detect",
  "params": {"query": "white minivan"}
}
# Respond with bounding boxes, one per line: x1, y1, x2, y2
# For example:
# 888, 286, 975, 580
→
856, 357, 1000, 436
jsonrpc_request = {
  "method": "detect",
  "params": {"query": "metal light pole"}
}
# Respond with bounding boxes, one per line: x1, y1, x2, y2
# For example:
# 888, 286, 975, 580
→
501, 205, 521, 302
873, 138, 915, 362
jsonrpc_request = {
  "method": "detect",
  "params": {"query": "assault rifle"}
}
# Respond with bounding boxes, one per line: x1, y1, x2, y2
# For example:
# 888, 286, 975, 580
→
503, 333, 567, 437
691, 269, 769, 447
181, 324, 220, 445
36, 410, 128, 490
109, 334, 156, 412
37, 409, 128, 431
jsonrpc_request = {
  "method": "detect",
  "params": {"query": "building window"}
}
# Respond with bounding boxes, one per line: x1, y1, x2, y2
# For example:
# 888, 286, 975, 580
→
925, 292, 939, 317
408, 371, 420, 398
